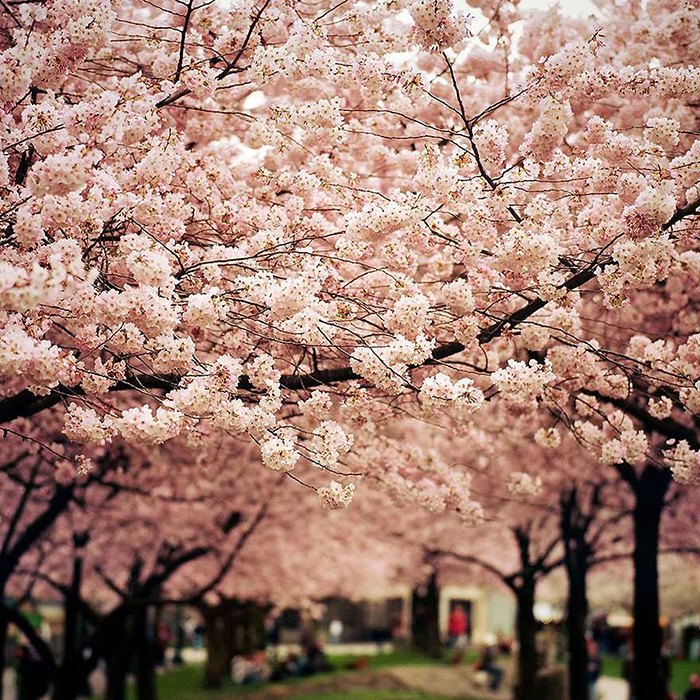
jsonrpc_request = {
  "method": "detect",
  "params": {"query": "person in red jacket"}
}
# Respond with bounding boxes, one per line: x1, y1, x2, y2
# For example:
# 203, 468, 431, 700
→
447, 604, 469, 663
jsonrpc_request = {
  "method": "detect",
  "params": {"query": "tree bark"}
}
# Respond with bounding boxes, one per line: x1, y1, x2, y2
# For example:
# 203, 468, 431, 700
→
411, 571, 441, 658
515, 576, 538, 700
0, 612, 8, 700
631, 465, 671, 700
202, 604, 231, 689
104, 615, 132, 700
134, 605, 157, 700
201, 600, 270, 688
561, 490, 590, 700
52, 556, 83, 700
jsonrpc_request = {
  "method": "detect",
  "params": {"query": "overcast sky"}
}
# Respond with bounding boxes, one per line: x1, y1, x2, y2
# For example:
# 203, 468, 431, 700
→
519, 0, 600, 17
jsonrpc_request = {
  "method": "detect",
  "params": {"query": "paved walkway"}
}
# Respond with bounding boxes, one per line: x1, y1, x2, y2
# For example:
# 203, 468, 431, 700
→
387, 667, 630, 700
387, 665, 510, 699
243, 667, 628, 700
598, 677, 628, 700
241, 666, 508, 699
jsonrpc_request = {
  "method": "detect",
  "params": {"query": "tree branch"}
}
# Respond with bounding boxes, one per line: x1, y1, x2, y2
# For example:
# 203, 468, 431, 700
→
2, 198, 698, 426
427, 548, 516, 591
0, 603, 56, 671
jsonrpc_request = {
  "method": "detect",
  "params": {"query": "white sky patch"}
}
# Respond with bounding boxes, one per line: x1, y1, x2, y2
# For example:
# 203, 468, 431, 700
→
518, 0, 600, 18
452, 0, 600, 18
242, 90, 266, 111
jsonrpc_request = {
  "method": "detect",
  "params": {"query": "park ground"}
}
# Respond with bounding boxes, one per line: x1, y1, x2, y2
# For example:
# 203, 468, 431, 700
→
4, 648, 699, 699
110, 649, 700, 700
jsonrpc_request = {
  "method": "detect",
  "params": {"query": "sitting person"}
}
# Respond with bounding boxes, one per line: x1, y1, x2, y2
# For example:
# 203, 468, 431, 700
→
300, 641, 331, 676
270, 651, 302, 681
231, 651, 270, 685
475, 636, 503, 692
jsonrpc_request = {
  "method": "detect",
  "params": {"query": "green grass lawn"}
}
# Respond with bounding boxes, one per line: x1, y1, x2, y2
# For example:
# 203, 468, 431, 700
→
601, 654, 700, 696
327, 647, 446, 670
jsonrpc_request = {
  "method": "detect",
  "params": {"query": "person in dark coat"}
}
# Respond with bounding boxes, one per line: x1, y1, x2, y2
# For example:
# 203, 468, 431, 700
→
476, 638, 503, 692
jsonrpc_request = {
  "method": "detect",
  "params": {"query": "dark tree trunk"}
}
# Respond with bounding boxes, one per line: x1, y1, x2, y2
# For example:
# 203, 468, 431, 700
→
53, 556, 83, 700
105, 655, 129, 700
135, 606, 157, 700
411, 571, 441, 658
202, 604, 232, 689
201, 600, 270, 688
104, 616, 132, 700
0, 612, 8, 700
562, 490, 590, 700
515, 576, 538, 700
631, 466, 671, 700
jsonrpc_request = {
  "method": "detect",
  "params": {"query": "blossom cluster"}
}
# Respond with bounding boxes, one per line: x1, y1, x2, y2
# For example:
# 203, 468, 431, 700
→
665, 441, 700, 485
409, 0, 471, 51
317, 481, 356, 509
349, 334, 435, 395
491, 360, 556, 410
0, 0, 698, 510
507, 472, 543, 497
419, 373, 484, 416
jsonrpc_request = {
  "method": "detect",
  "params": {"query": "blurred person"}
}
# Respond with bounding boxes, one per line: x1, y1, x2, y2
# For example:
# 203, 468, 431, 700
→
270, 651, 301, 681
684, 673, 700, 700
172, 622, 185, 665
301, 640, 331, 676
231, 650, 270, 684
448, 604, 468, 664
587, 638, 602, 700
475, 634, 503, 691
497, 631, 513, 655
448, 604, 468, 648
154, 621, 171, 668
329, 619, 343, 645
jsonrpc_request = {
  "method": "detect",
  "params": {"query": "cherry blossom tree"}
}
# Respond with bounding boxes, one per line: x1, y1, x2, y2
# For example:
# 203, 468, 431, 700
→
0, 420, 136, 697
7, 433, 408, 700
1, 1, 699, 699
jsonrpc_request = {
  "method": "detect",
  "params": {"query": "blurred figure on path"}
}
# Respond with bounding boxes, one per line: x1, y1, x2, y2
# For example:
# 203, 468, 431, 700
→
587, 638, 602, 700
155, 621, 171, 669
684, 673, 700, 700
475, 635, 503, 692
